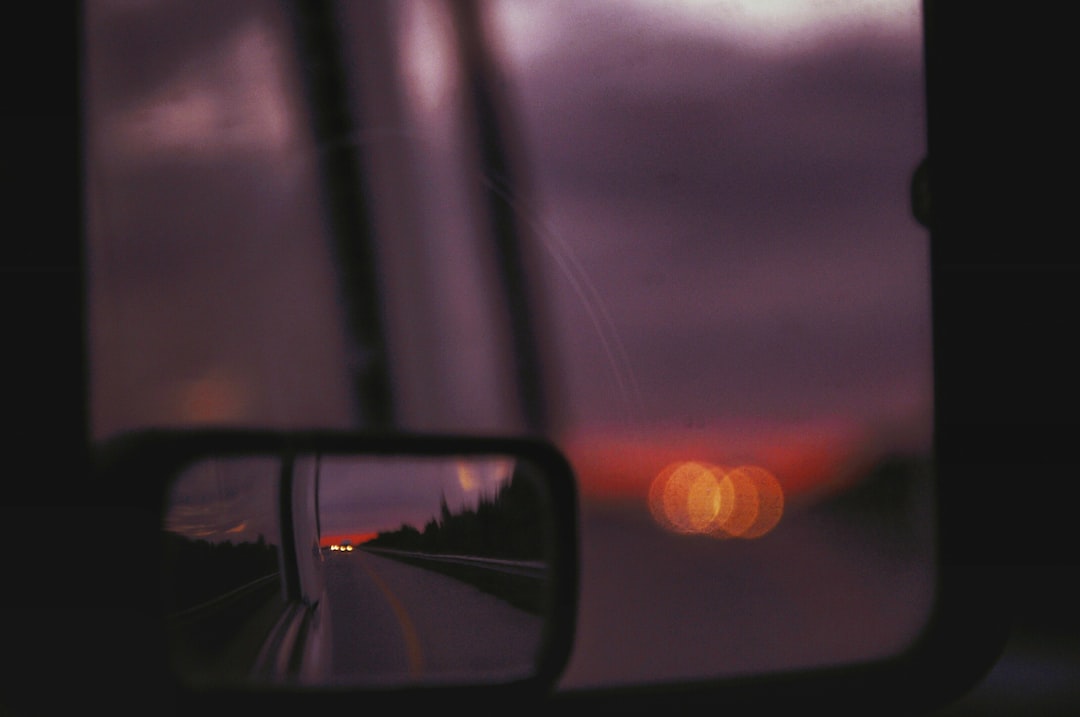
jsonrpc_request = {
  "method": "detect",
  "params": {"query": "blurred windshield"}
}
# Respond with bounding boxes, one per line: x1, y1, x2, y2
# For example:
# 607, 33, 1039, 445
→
86, 0, 934, 690
485, 1, 933, 686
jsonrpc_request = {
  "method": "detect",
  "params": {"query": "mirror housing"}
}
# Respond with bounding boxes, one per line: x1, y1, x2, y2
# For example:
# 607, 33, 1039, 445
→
95, 429, 578, 706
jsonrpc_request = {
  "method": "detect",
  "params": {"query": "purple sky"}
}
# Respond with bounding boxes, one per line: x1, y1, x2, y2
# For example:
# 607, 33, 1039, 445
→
164, 455, 281, 544
316, 454, 516, 537
489, 1, 930, 437
87, 0, 931, 475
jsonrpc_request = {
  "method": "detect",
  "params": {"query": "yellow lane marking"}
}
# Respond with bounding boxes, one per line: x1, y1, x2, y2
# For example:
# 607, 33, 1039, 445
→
355, 553, 425, 677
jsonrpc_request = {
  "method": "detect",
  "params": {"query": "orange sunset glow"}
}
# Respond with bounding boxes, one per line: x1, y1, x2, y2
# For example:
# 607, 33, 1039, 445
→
319, 532, 378, 548
559, 421, 869, 504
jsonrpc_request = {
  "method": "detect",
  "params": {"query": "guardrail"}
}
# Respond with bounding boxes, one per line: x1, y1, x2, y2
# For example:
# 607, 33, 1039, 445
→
357, 546, 549, 614
166, 572, 288, 684
167, 572, 281, 626
360, 546, 547, 579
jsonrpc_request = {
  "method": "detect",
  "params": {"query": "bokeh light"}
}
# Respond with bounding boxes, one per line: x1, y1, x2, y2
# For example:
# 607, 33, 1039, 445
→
732, 465, 785, 539
649, 461, 784, 539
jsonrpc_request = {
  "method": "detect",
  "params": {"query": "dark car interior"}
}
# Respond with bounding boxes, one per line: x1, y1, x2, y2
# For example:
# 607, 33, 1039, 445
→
2, 2, 1078, 715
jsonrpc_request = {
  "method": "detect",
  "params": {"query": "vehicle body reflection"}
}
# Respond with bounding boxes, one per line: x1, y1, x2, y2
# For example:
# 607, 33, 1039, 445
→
150, 435, 575, 690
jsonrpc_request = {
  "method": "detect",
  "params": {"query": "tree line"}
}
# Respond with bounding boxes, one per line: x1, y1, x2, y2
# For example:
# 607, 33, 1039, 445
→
162, 532, 280, 613
366, 466, 546, 561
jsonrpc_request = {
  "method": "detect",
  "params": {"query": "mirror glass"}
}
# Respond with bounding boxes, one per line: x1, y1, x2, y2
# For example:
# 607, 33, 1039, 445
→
162, 452, 556, 688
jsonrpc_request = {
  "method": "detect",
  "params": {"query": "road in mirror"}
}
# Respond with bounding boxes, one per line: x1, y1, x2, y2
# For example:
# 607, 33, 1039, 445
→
162, 452, 554, 688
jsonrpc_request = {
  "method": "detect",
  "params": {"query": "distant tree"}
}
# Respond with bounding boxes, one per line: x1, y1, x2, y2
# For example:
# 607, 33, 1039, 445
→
365, 466, 547, 560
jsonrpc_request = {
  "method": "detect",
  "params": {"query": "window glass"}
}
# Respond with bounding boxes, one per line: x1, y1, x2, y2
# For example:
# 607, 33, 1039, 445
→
85, 0, 356, 439
86, 0, 935, 691
485, 0, 935, 687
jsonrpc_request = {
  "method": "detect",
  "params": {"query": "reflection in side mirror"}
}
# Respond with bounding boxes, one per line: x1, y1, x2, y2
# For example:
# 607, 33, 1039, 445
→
100, 432, 577, 693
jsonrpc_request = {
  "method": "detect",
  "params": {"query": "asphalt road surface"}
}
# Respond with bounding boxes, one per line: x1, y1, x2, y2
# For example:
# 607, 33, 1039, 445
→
315, 549, 545, 686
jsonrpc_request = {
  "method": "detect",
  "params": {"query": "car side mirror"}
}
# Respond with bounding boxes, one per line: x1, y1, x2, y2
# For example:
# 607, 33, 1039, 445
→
95, 430, 578, 704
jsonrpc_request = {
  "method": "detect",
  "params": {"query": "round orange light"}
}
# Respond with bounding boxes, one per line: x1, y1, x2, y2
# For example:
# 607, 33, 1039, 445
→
650, 461, 734, 535
708, 464, 758, 537
732, 465, 784, 538
649, 461, 784, 539
662, 462, 710, 533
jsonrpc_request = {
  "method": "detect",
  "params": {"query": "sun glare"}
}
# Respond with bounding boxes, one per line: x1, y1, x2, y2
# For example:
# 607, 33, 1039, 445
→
649, 461, 784, 539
